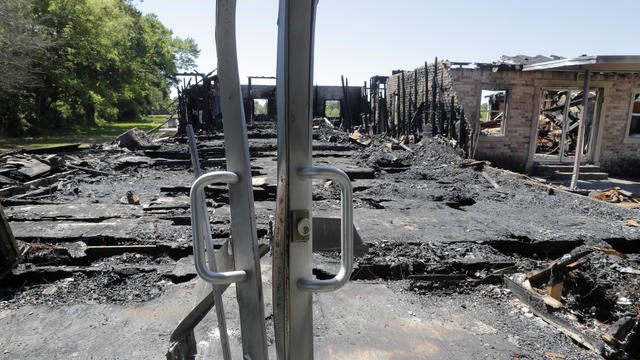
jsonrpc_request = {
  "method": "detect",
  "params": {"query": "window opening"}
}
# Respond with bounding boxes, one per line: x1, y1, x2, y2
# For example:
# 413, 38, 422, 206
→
324, 100, 341, 118
253, 99, 268, 116
479, 90, 507, 136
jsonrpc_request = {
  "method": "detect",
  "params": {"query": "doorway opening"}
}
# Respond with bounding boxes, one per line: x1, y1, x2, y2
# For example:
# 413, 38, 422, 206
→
534, 88, 600, 163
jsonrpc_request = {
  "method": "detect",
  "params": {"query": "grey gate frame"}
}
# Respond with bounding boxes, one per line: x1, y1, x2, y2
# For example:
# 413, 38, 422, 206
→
273, 0, 354, 359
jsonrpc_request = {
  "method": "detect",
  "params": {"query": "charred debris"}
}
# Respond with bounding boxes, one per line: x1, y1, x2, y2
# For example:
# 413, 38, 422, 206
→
1, 64, 640, 359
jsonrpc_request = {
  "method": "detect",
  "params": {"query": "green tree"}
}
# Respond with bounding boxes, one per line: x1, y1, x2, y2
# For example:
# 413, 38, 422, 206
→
325, 100, 341, 118
0, 0, 199, 137
479, 103, 488, 122
253, 99, 267, 115
0, 0, 53, 136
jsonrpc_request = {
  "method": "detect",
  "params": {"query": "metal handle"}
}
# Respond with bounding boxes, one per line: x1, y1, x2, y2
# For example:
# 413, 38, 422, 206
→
297, 166, 353, 292
190, 171, 247, 284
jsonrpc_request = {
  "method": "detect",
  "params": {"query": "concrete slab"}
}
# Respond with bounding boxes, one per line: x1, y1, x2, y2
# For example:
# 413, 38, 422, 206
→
555, 177, 640, 194
0, 274, 603, 359
192, 259, 601, 360
0, 282, 194, 359
319, 198, 640, 245
8, 218, 171, 243
6, 204, 143, 221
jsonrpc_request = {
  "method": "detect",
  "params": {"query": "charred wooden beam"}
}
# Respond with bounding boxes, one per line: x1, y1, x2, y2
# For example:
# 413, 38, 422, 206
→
527, 248, 593, 285
401, 71, 406, 137
439, 99, 446, 136
449, 96, 456, 139
413, 69, 420, 135
431, 58, 438, 137
340, 75, 353, 132
423, 61, 428, 133
407, 102, 425, 133
459, 109, 467, 152
0, 204, 20, 281
503, 275, 604, 355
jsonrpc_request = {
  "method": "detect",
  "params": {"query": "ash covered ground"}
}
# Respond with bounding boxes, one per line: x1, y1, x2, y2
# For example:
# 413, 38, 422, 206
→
1, 123, 639, 359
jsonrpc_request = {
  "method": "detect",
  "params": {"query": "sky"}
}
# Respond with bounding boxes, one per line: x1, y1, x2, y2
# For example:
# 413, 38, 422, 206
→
136, 0, 640, 87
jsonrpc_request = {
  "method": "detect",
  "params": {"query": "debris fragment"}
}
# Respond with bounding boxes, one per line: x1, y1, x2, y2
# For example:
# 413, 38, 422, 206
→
11, 158, 50, 180
592, 186, 640, 204
546, 263, 565, 302
593, 246, 627, 259
480, 171, 500, 189
527, 247, 592, 284
625, 219, 640, 227
603, 317, 640, 358
116, 128, 153, 149
349, 129, 372, 146
544, 352, 566, 359
121, 191, 141, 205
459, 160, 490, 168
388, 137, 413, 152
252, 177, 267, 186
504, 275, 603, 354
47, 155, 67, 170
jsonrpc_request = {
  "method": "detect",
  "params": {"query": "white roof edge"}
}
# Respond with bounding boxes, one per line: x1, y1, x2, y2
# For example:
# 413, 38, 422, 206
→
522, 56, 597, 71
594, 55, 640, 64
523, 55, 640, 72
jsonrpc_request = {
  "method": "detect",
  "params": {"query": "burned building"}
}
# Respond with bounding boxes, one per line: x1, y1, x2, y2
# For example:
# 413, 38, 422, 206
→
382, 55, 640, 178
175, 72, 221, 135
382, 60, 472, 153
176, 73, 363, 134
240, 81, 363, 126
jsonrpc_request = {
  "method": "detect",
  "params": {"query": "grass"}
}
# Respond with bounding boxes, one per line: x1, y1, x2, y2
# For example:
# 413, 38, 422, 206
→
479, 110, 488, 122
0, 115, 168, 151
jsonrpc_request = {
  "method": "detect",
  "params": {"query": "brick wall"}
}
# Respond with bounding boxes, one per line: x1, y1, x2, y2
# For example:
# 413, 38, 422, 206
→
448, 68, 640, 174
450, 68, 538, 171
597, 76, 640, 176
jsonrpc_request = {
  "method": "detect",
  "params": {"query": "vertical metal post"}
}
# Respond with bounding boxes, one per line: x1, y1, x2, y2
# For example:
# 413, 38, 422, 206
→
215, 1, 269, 358
273, 0, 317, 358
571, 69, 591, 189
186, 124, 232, 360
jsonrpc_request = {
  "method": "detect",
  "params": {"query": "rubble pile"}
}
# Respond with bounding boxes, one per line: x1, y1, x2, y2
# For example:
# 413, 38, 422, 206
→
317, 123, 640, 359
0, 121, 638, 359
592, 186, 640, 206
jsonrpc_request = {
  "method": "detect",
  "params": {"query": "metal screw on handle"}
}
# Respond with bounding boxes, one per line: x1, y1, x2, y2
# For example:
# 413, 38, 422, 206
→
190, 171, 247, 285
297, 166, 353, 292
297, 217, 312, 237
